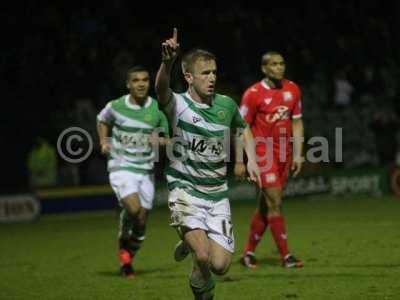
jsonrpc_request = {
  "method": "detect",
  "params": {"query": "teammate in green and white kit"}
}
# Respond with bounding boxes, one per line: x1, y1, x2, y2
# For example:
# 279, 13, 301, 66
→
97, 66, 169, 278
156, 29, 260, 299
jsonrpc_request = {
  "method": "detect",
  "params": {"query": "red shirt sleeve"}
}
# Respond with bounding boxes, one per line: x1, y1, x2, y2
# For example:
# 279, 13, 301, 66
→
240, 88, 258, 125
292, 84, 302, 119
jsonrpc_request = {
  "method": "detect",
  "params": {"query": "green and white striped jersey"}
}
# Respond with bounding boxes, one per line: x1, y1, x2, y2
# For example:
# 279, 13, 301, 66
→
163, 92, 247, 201
97, 95, 169, 174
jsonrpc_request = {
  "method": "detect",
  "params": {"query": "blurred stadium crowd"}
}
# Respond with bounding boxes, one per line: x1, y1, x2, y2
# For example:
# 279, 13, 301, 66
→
3, 1, 400, 191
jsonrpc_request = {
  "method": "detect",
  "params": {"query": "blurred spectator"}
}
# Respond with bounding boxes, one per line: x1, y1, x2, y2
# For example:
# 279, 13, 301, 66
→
332, 69, 354, 107
4, 2, 400, 191
27, 137, 58, 188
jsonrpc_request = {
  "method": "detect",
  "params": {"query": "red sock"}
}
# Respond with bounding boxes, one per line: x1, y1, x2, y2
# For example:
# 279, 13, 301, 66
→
118, 249, 132, 265
243, 211, 268, 254
268, 215, 289, 259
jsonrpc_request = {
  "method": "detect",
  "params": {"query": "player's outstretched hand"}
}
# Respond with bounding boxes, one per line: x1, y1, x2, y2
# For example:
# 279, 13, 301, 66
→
100, 141, 112, 155
162, 28, 180, 64
291, 156, 304, 177
247, 160, 261, 187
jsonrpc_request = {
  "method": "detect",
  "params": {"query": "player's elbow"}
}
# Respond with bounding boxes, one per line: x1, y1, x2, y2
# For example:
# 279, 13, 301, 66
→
242, 126, 254, 145
156, 90, 172, 106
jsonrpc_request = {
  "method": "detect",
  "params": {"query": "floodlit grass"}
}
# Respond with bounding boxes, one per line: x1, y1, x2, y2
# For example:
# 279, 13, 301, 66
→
1, 195, 400, 299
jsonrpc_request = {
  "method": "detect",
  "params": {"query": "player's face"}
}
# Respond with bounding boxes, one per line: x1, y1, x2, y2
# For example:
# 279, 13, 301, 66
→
188, 59, 217, 98
262, 54, 285, 81
126, 71, 150, 100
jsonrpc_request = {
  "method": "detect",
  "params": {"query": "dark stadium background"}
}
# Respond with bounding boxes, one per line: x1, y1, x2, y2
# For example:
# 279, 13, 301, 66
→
2, 1, 400, 192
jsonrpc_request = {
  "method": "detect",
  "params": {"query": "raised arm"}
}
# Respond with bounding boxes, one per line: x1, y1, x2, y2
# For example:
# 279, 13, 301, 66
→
155, 28, 180, 105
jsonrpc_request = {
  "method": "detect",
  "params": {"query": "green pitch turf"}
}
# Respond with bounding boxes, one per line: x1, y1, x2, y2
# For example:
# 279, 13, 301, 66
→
1, 195, 400, 299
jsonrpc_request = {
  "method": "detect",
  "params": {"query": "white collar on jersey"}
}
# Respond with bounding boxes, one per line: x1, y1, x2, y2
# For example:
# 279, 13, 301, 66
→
261, 79, 271, 90
184, 91, 213, 109
125, 95, 152, 110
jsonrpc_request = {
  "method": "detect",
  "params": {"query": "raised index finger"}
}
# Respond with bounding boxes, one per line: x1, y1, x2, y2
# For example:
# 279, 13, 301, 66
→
172, 27, 178, 43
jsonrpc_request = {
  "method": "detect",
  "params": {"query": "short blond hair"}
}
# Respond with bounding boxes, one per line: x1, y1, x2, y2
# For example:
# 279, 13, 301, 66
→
181, 49, 216, 74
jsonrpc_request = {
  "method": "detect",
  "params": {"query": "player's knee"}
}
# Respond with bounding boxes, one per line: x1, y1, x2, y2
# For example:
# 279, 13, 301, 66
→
127, 206, 140, 216
211, 260, 231, 275
194, 249, 210, 266
122, 198, 141, 216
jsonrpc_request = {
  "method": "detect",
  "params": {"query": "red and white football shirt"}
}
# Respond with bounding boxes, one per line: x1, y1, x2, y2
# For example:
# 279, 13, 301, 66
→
240, 79, 302, 187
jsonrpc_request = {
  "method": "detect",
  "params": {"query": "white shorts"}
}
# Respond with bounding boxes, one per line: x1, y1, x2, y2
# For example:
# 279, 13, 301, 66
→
109, 170, 155, 210
168, 188, 234, 253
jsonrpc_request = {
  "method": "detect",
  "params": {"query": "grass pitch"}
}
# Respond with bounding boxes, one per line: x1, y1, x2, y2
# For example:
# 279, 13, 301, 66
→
1, 195, 400, 299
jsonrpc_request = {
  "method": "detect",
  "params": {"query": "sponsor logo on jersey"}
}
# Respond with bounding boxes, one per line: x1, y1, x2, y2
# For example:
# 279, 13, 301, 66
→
265, 106, 290, 123
189, 137, 224, 156
144, 114, 152, 121
120, 132, 149, 147
192, 116, 202, 123
264, 97, 273, 105
217, 110, 226, 120
265, 173, 277, 183
283, 91, 293, 102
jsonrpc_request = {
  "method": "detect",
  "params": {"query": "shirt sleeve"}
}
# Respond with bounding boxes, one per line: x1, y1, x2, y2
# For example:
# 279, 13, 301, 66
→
162, 92, 190, 130
292, 86, 303, 119
239, 89, 257, 125
232, 101, 248, 130
158, 111, 170, 138
97, 102, 115, 124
